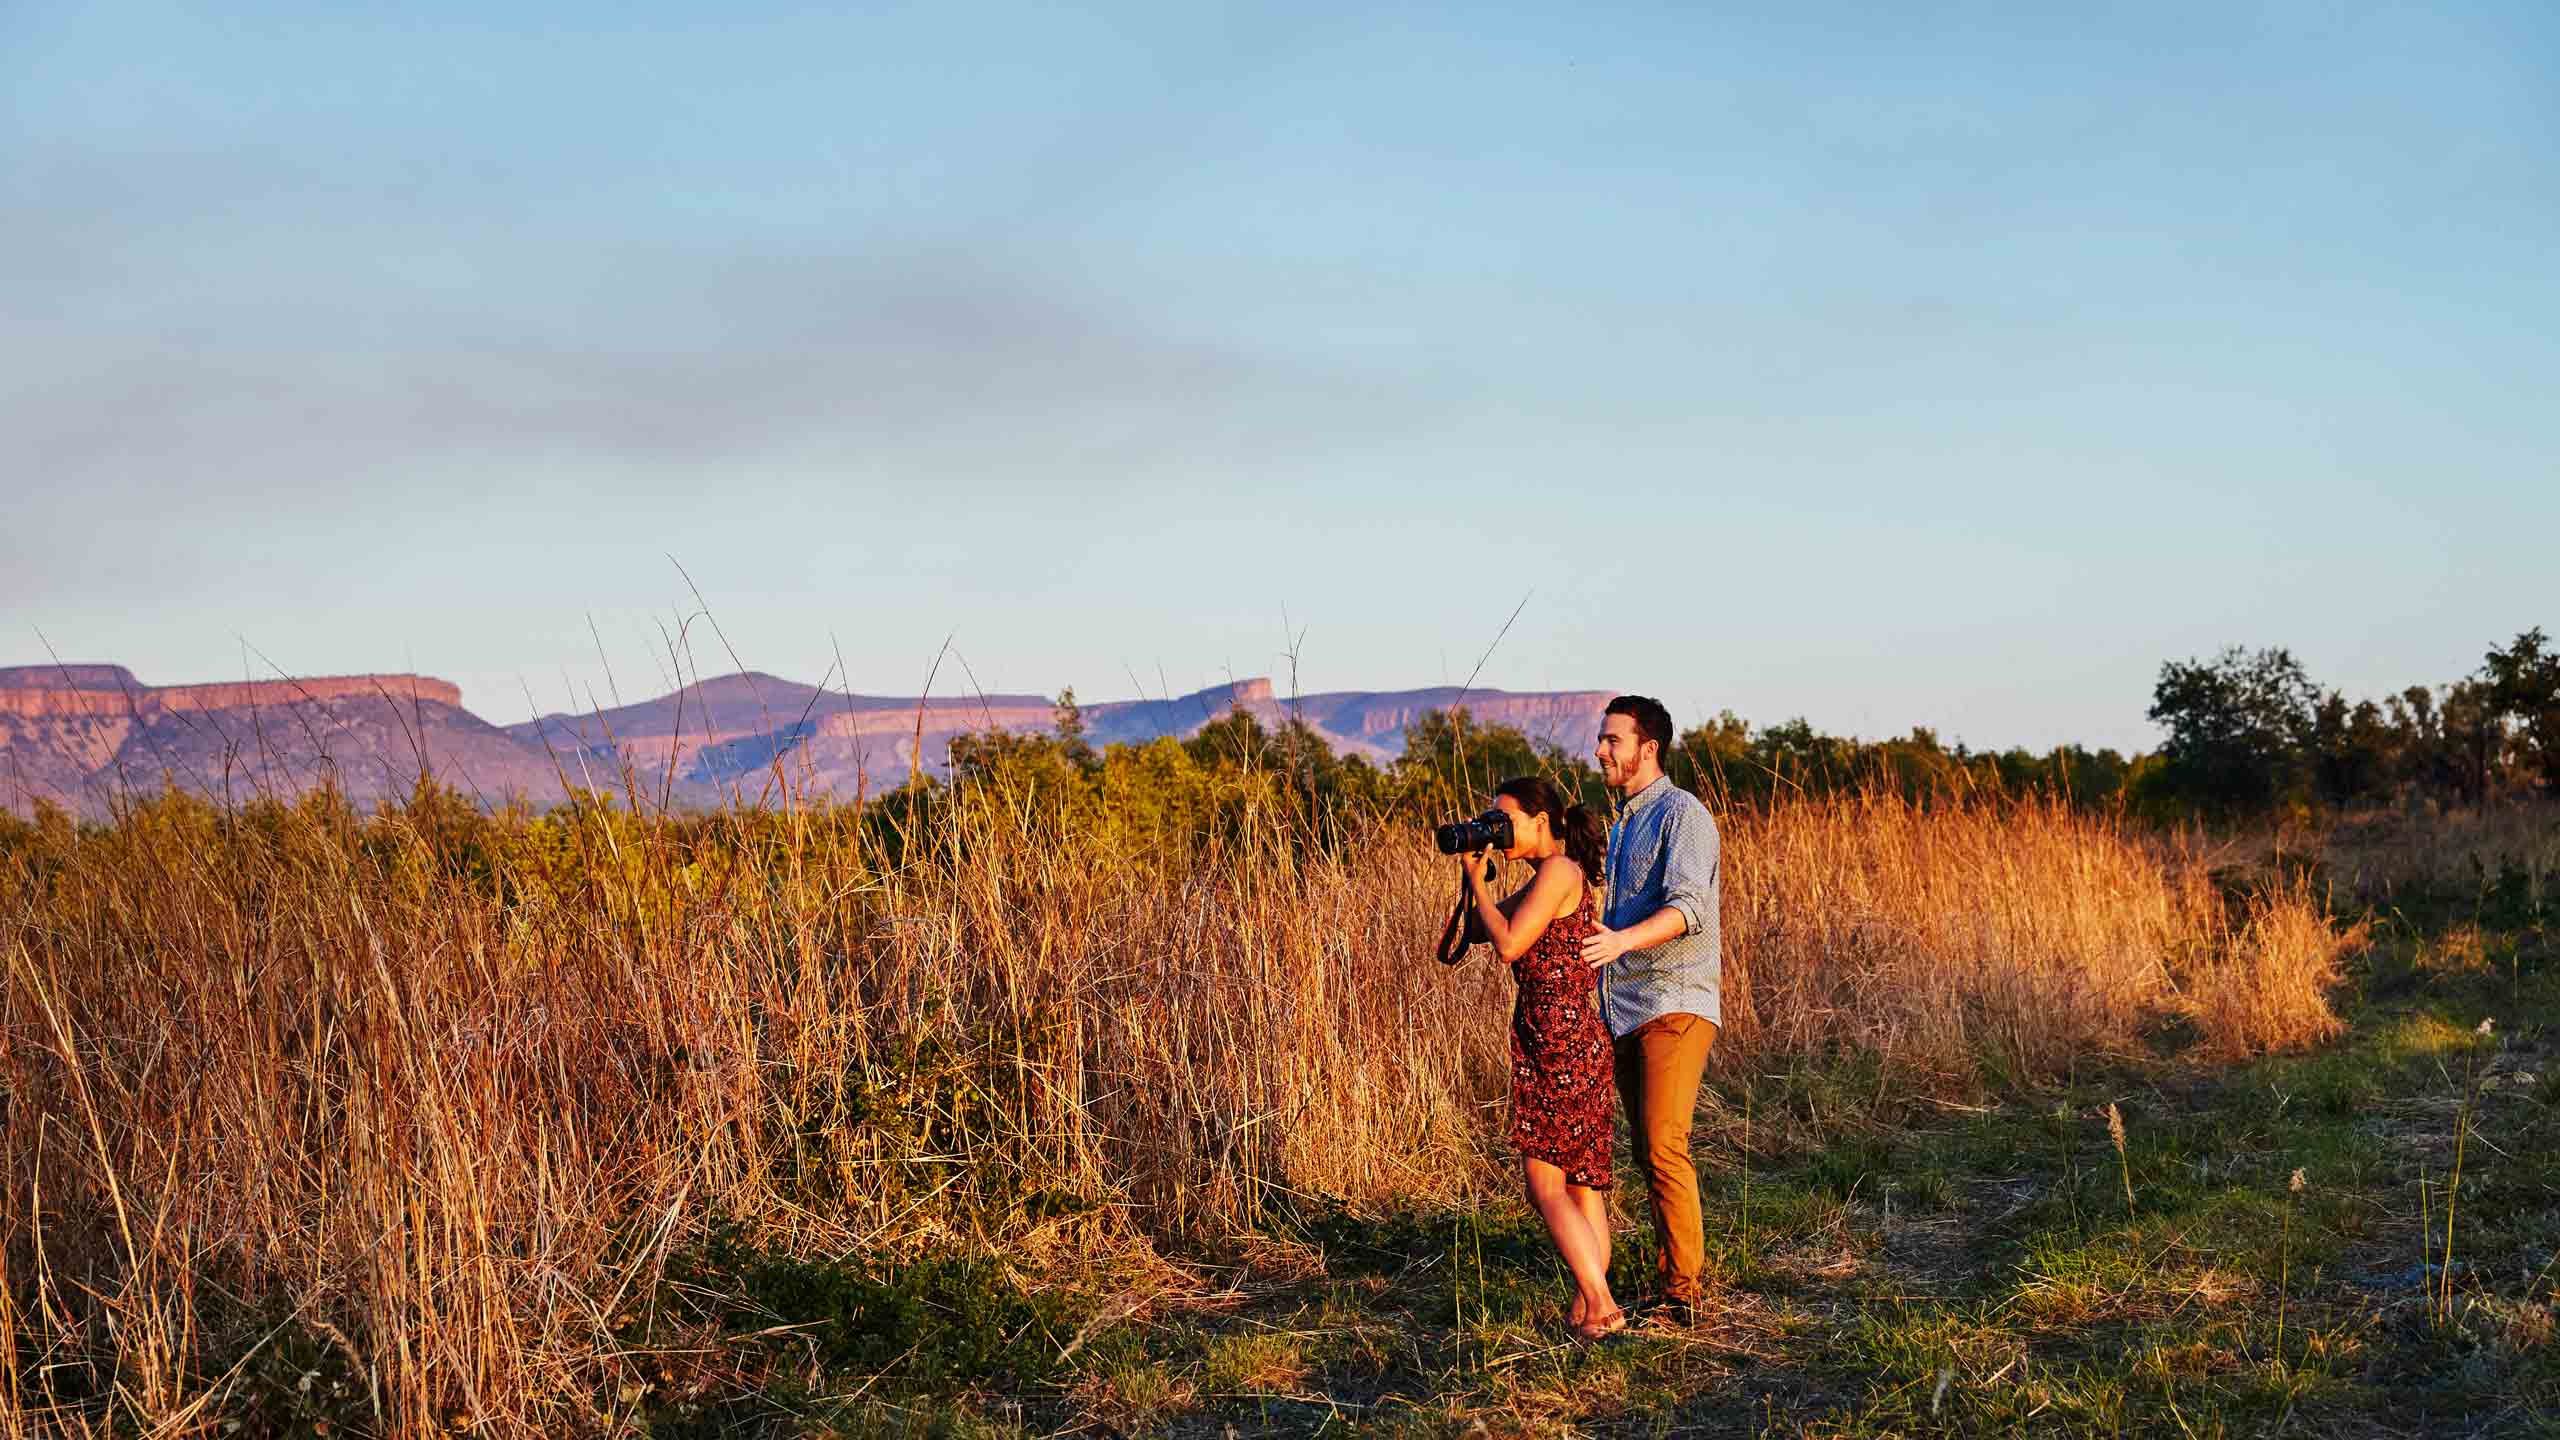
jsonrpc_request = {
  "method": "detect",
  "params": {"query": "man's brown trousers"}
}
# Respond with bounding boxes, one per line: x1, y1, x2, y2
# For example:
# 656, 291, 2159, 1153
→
1612, 1011, 1718, 1304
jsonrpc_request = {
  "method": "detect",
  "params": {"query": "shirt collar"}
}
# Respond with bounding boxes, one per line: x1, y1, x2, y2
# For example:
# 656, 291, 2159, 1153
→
1619, 773, 1675, 818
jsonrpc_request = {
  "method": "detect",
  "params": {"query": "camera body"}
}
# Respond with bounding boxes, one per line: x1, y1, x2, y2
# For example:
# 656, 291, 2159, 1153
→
1434, 808, 1514, 855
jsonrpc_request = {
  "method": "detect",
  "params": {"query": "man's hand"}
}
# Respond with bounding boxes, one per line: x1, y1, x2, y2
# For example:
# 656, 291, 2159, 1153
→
1582, 921, 1634, 969
1584, 906, 1689, 967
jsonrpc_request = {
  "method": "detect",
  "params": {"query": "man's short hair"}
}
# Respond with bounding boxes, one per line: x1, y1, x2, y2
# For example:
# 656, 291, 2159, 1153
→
1605, 694, 1675, 761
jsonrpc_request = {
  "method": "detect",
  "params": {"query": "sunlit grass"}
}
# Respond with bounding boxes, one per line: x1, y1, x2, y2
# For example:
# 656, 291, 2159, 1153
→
0, 781, 2368, 1433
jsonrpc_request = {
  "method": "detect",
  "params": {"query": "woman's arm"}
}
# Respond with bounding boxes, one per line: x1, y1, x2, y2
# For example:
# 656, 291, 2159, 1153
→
1468, 856, 1581, 962
1436, 861, 1528, 964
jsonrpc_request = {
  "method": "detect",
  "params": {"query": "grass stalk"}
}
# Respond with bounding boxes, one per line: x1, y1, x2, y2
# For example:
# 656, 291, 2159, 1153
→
2436, 1019, 2492, 1325
2277, 1167, 2304, 1362
2106, 1102, 2134, 1218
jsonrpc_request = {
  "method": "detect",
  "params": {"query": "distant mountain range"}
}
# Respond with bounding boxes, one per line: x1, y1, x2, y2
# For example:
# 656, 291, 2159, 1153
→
0, 664, 1612, 817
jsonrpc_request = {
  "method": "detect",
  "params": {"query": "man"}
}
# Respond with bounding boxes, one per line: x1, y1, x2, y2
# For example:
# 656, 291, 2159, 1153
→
1581, 694, 1721, 1322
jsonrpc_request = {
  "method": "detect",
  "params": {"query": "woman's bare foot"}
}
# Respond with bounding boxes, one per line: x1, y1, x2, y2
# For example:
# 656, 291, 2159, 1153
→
1572, 1305, 1626, 1341
1568, 1292, 1588, 1327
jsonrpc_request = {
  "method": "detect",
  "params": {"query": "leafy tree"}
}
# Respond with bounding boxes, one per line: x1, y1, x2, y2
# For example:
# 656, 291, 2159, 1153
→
1095, 737, 1222, 847
1269, 713, 1362, 816
1669, 711, 2132, 809
1872, 727, 1975, 799
1669, 710, 1750, 795
2385, 686, 2449, 794
1181, 706, 1381, 839
1270, 714, 1339, 787
2309, 692, 2395, 806
2439, 678, 2507, 805
1749, 718, 1864, 796
945, 728, 1100, 831
1184, 708, 1272, 771
2025, 744, 2133, 805
1052, 687, 1097, 770
1393, 709, 1591, 812
2484, 628, 2559, 793
2146, 647, 2319, 813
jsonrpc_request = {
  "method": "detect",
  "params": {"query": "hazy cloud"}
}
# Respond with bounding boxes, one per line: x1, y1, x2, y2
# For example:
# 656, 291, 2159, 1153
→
2, 148, 1430, 507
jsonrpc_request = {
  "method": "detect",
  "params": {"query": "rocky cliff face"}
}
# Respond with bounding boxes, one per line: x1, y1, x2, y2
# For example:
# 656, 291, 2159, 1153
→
0, 689, 133, 719
0, 668, 560, 817
507, 671, 1064, 800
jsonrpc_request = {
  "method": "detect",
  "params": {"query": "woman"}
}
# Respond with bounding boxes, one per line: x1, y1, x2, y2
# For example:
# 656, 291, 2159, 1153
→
1435, 776, 1623, 1339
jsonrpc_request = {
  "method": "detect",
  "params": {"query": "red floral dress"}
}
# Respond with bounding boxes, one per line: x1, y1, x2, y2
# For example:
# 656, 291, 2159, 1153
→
1508, 886, 1614, 1188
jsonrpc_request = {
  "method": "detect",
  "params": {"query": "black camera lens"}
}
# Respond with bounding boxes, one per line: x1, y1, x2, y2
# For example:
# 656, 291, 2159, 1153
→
1433, 809, 1514, 855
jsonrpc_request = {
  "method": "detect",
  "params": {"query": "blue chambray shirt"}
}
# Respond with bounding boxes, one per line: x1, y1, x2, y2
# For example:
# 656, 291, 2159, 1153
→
1597, 774, 1722, 1036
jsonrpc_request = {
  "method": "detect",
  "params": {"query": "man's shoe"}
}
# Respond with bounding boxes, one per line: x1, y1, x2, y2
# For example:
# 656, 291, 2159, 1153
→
1646, 1296, 1701, 1328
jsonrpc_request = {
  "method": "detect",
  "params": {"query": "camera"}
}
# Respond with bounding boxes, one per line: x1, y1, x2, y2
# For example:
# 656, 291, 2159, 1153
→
1434, 809, 1514, 855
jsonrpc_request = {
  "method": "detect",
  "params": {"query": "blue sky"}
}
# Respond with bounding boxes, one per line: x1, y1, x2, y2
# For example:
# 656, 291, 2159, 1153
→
4, 1, 2552, 751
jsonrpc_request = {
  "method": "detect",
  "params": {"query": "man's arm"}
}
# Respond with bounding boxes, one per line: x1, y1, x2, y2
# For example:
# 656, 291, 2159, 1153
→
1580, 804, 1718, 968
1580, 903, 1686, 968
1657, 802, 1719, 938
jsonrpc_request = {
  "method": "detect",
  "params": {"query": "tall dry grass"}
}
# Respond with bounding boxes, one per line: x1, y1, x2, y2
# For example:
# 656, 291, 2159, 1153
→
2309, 800, 2560, 906
1726, 791, 2348, 1076
0, 786, 2346, 1434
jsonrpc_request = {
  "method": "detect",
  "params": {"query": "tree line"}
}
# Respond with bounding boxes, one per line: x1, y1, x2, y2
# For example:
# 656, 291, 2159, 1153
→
943, 683, 2124, 830
16, 631, 2538, 852
2144, 628, 2555, 815
956, 626, 2553, 826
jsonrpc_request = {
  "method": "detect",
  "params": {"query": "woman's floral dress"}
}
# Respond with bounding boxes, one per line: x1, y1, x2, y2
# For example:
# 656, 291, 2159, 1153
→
1508, 887, 1614, 1187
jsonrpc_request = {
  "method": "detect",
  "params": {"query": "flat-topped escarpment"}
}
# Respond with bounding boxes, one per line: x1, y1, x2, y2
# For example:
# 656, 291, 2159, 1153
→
0, 669, 462, 718
0, 666, 572, 818
0, 664, 139, 691
810, 700, 1058, 738
1312, 688, 1617, 742
153, 675, 465, 712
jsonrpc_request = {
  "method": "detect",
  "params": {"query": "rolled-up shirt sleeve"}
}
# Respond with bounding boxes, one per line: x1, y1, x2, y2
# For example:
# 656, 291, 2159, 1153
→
1659, 806, 1720, 936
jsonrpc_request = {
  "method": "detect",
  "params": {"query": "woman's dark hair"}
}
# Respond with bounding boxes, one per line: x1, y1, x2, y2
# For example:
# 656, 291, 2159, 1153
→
1494, 775, 1606, 881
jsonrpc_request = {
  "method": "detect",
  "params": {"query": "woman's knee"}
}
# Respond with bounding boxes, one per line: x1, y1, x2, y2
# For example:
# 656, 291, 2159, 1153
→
1523, 1167, 1568, 1206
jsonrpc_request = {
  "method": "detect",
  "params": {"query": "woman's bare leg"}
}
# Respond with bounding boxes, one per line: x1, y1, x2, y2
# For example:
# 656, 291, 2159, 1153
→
1563, 1185, 1613, 1325
1524, 1159, 1617, 1332
1573, 1185, 1613, 1281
